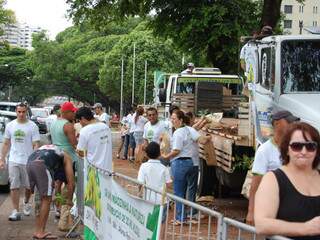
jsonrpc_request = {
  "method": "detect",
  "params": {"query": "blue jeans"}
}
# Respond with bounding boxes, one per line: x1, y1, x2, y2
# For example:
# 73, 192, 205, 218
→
187, 166, 199, 215
171, 158, 194, 221
123, 134, 130, 159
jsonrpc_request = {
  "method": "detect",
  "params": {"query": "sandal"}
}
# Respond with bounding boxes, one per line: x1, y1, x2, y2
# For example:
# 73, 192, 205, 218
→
33, 232, 58, 239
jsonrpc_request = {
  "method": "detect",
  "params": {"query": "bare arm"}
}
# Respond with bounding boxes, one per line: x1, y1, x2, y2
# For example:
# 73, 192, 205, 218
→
254, 172, 320, 236
246, 174, 262, 225
33, 141, 40, 150
197, 135, 211, 145
0, 138, 10, 169
63, 153, 75, 205
63, 123, 77, 149
162, 149, 180, 161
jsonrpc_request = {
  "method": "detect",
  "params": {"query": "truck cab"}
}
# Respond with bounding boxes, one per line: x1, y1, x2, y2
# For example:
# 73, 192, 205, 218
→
246, 35, 320, 143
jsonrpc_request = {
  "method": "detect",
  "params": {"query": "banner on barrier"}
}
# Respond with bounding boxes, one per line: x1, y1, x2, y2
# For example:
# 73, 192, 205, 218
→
84, 164, 161, 240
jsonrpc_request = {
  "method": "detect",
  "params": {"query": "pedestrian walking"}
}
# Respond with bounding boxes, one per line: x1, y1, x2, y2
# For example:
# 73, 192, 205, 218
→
255, 122, 320, 239
117, 114, 129, 159
246, 110, 299, 224
76, 107, 113, 171
0, 102, 40, 221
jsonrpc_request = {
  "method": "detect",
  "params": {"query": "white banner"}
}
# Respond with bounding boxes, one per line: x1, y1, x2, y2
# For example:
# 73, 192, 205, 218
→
84, 163, 161, 240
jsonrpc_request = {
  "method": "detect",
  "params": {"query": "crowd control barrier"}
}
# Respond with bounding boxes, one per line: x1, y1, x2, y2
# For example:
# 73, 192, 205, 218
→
80, 158, 292, 240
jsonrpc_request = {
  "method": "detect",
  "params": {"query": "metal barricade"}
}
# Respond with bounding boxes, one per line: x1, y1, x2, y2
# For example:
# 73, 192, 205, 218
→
221, 217, 292, 240
66, 157, 85, 237
114, 171, 223, 240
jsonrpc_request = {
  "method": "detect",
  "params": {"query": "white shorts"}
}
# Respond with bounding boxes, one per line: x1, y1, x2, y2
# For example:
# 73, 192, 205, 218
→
8, 162, 30, 189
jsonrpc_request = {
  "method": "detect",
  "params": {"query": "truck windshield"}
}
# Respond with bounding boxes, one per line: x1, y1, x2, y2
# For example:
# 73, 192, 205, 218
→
281, 40, 320, 93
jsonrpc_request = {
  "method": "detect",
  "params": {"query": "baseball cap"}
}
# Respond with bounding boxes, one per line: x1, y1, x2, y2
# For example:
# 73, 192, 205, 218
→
93, 103, 102, 109
61, 102, 78, 113
187, 62, 194, 68
271, 110, 300, 123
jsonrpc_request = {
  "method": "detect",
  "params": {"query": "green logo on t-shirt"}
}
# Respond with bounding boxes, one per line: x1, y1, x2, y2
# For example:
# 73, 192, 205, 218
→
147, 129, 154, 142
14, 129, 26, 143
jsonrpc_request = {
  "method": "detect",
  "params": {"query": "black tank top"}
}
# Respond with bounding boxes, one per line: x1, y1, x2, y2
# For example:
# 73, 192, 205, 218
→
274, 168, 320, 240
28, 145, 64, 173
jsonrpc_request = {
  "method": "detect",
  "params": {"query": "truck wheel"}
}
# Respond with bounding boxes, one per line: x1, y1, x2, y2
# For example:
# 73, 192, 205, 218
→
197, 158, 218, 197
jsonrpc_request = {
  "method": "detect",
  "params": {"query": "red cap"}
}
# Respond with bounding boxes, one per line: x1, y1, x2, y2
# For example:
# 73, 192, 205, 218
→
61, 102, 78, 113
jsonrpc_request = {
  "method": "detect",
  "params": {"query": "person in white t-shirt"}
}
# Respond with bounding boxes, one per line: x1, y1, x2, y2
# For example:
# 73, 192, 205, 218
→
131, 106, 147, 162
138, 142, 171, 204
246, 110, 299, 225
162, 110, 209, 224
0, 103, 40, 221
45, 104, 61, 135
76, 107, 112, 171
143, 107, 167, 144
93, 102, 111, 127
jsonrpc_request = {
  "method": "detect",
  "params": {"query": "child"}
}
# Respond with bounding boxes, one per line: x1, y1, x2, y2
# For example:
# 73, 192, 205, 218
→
138, 142, 171, 204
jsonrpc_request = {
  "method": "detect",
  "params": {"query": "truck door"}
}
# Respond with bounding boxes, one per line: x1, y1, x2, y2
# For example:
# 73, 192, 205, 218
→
253, 45, 275, 142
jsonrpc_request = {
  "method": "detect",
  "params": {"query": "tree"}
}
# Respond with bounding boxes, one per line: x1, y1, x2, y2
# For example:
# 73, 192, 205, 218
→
98, 21, 182, 106
66, 0, 261, 73
0, 0, 16, 36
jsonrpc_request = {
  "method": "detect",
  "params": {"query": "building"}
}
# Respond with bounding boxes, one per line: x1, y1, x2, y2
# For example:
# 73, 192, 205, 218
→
281, 0, 320, 34
0, 22, 42, 50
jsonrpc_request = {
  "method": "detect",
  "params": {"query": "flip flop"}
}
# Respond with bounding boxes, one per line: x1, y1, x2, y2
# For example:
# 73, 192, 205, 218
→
33, 233, 58, 239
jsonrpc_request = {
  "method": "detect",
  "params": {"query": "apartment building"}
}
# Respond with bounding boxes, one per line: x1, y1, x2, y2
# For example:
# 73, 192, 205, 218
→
282, 0, 320, 34
0, 22, 42, 50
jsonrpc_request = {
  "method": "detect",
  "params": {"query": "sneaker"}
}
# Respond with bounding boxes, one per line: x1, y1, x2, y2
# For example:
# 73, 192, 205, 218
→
8, 209, 22, 221
23, 202, 32, 216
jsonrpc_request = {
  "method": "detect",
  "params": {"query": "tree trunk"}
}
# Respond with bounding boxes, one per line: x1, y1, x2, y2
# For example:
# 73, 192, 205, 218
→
261, 0, 282, 28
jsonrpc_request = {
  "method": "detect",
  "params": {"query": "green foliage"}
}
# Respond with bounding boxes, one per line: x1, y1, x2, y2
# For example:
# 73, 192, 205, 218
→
0, 48, 33, 99
98, 21, 182, 105
233, 154, 253, 172
30, 19, 182, 109
0, 0, 16, 36
66, 0, 262, 73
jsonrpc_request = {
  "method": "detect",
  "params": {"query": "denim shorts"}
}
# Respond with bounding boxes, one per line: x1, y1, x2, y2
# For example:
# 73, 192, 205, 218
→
133, 131, 144, 145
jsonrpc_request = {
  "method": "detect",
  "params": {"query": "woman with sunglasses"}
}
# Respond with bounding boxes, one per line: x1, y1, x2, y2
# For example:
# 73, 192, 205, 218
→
255, 122, 320, 239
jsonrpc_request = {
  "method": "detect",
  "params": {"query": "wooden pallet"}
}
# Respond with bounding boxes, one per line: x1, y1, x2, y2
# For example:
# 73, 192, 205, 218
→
172, 93, 195, 113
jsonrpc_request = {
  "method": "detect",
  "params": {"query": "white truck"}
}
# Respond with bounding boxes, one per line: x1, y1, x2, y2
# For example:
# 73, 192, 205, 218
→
156, 33, 320, 197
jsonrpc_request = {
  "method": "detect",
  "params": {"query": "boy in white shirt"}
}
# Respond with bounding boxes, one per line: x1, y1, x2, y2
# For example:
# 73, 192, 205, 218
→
138, 142, 171, 205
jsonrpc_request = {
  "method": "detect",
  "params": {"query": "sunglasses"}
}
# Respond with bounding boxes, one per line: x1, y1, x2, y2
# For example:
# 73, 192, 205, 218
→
289, 141, 318, 152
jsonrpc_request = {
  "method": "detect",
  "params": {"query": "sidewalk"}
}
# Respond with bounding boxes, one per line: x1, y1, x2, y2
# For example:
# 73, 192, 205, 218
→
0, 195, 80, 239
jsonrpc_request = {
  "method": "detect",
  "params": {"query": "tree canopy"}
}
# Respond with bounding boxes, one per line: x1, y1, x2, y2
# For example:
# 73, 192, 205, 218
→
30, 19, 182, 110
66, 0, 263, 72
0, 0, 15, 36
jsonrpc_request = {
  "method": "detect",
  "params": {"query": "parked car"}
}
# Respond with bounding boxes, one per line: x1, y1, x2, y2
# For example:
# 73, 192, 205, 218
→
31, 108, 50, 134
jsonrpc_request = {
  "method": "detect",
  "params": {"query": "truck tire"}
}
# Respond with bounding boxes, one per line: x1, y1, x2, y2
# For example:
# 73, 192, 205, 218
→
197, 158, 218, 197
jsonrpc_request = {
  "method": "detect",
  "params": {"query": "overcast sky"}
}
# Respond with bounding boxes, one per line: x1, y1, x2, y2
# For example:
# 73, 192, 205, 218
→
5, 0, 73, 39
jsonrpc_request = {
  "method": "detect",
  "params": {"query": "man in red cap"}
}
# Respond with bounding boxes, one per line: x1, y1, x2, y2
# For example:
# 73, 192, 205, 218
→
49, 101, 78, 217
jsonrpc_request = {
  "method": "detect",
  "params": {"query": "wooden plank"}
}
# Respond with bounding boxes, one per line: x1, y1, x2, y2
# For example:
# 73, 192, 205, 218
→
211, 135, 233, 155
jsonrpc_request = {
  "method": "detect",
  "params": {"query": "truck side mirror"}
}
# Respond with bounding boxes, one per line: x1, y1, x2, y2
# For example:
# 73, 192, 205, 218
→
159, 88, 166, 102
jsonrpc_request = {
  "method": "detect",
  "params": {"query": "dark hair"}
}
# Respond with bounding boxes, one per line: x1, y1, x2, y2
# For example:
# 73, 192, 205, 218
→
169, 105, 180, 115
145, 142, 160, 159
280, 122, 320, 169
51, 104, 61, 114
135, 106, 144, 123
172, 110, 185, 121
75, 107, 94, 121
185, 112, 194, 125
16, 102, 27, 110
147, 107, 157, 114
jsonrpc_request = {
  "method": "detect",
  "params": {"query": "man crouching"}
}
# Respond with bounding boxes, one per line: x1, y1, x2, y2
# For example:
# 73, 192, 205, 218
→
27, 145, 75, 239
